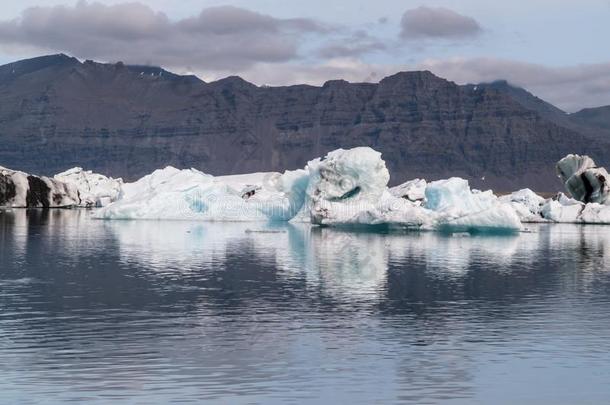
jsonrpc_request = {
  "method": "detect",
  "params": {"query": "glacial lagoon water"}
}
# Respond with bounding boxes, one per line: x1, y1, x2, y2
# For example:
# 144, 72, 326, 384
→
1, 210, 610, 404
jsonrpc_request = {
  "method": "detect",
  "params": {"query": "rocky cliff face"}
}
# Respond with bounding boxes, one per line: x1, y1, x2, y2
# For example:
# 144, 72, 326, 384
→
0, 54, 607, 191
571, 105, 610, 132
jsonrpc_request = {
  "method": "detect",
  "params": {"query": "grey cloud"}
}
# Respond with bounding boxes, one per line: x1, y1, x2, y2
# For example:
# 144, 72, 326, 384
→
0, 1, 327, 70
317, 30, 386, 58
179, 5, 329, 35
205, 58, 402, 88
400, 7, 482, 39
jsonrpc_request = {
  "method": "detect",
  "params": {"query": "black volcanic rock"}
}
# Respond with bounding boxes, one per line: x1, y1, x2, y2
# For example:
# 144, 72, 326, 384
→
0, 54, 608, 191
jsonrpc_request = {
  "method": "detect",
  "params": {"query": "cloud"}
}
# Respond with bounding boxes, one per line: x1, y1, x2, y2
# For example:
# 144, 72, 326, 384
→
198, 58, 403, 87
0, 1, 328, 70
0, 2, 607, 112
317, 30, 386, 58
400, 7, 482, 40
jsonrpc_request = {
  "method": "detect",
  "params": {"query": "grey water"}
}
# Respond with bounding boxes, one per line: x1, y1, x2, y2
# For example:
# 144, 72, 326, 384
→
1, 210, 610, 404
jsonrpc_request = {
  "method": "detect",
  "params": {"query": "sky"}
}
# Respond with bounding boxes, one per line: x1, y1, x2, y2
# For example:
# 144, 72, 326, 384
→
0, 0, 608, 111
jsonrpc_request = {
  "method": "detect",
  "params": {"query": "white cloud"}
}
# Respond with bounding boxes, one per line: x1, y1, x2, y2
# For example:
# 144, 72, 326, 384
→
0, 1, 608, 111
400, 7, 482, 40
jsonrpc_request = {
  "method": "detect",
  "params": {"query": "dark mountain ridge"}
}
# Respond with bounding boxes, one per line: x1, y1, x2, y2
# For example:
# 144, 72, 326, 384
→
0, 54, 608, 191
571, 105, 610, 132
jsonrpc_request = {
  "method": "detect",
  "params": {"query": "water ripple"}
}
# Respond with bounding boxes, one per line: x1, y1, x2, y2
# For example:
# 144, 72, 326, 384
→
1, 210, 610, 403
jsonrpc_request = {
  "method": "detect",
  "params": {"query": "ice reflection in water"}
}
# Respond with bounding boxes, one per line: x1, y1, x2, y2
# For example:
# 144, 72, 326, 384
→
1, 210, 610, 404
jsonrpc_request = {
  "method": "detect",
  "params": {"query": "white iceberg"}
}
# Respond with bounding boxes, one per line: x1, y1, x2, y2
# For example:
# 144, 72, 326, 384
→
524, 154, 610, 224
94, 147, 523, 233
498, 188, 547, 222
6, 148, 610, 228
540, 198, 583, 223
495, 154, 610, 224
54, 167, 123, 207
580, 203, 610, 224
424, 178, 523, 233
539, 192, 610, 224
503, 188, 610, 225
282, 149, 521, 232
95, 166, 310, 221
0, 166, 79, 208
302, 148, 433, 229
307, 147, 389, 204
389, 178, 427, 203
305, 147, 426, 227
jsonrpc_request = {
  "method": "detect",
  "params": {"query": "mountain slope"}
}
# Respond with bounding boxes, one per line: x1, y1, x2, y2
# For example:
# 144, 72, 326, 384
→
0, 54, 607, 191
571, 105, 610, 131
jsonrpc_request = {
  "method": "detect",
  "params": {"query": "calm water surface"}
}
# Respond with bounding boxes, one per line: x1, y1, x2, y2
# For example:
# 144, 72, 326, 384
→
1, 210, 610, 404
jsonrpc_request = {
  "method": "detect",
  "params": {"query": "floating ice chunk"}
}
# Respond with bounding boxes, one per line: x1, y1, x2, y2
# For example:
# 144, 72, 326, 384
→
96, 166, 218, 220
539, 192, 610, 224
1, 166, 79, 208
532, 155, 610, 223
426, 178, 491, 212
434, 203, 523, 233
425, 178, 522, 232
556, 192, 581, 206
557, 154, 609, 204
94, 148, 523, 232
219, 170, 310, 221
306, 147, 389, 203
306, 147, 391, 224
500, 189, 546, 214
54, 167, 123, 207
498, 188, 546, 222
309, 190, 433, 229
541, 200, 583, 223
97, 167, 227, 220
580, 203, 610, 224
389, 178, 427, 203
95, 166, 310, 221
310, 172, 521, 232
303, 147, 431, 229
118, 166, 213, 201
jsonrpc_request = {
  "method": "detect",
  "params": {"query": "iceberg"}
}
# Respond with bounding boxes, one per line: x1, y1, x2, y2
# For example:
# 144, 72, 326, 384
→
389, 178, 427, 203
424, 178, 522, 233
304, 147, 426, 227
557, 154, 609, 204
5, 148, 610, 228
539, 192, 610, 224
498, 188, 547, 222
540, 196, 584, 223
95, 166, 310, 221
302, 149, 522, 232
0, 166, 79, 208
301, 148, 433, 229
85, 149, 610, 227
307, 147, 390, 205
93, 147, 523, 233
496, 155, 610, 224
54, 167, 123, 207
